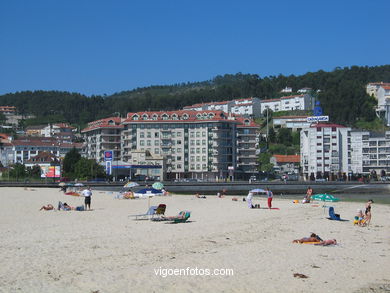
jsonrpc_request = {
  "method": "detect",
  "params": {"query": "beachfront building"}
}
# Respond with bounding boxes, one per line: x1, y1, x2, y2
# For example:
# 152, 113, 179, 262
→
300, 123, 351, 180
260, 94, 314, 114
350, 131, 390, 176
235, 117, 259, 180
183, 97, 262, 118
121, 110, 243, 181
128, 150, 165, 181
81, 117, 123, 163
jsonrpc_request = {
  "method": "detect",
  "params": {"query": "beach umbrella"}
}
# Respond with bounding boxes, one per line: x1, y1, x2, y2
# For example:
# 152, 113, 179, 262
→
152, 182, 164, 190
124, 181, 139, 188
250, 188, 266, 194
75, 183, 84, 187
311, 193, 340, 213
133, 188, 163, 198
58, 182, 66, 187
311, 193, 340, 202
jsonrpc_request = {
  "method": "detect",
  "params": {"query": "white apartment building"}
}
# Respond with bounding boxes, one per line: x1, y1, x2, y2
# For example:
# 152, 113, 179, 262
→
81, 117, 123, 163
300, 123, 350, 180
183, 97, 262, 118
351, 131, 390, 175
260, 94, 314, 114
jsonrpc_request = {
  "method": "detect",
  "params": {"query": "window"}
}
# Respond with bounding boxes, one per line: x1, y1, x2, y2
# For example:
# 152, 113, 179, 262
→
154, 148, 159, 154
190, 140, 194, 146
196, 156, 200, 161
140, 132, 145, 138
177, 156, 182, 161
147, 132, 151, 138
317, 127, 321, 132
177, 140, 182, 145
202, 148, 206, 153
154, 140, 159, 146
202, 131, 206, 137
177, 164, 182, 169
177, 132, 182, 137
147, 140, 151, 146
140, 140, 145, 146
202, 140, 206, 145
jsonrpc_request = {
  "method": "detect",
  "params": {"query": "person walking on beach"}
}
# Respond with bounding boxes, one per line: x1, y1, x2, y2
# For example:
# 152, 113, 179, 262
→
266, 188, 273, 209
82, 186, 92, 210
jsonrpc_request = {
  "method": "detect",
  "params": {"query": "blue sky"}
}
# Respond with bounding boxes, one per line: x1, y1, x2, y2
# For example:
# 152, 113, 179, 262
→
1, 0, 389, 96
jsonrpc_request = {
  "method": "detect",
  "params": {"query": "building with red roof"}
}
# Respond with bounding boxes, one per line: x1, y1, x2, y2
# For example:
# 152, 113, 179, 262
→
82, 111, 260, 180
270, 155, 300, 174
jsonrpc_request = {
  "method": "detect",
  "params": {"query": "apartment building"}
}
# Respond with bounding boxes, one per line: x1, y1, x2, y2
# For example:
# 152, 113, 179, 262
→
81, 117, 123, 163
350, 131, 390, 175
235, 116, 259, 179
300, 123, 350, 180
121, 110, 238, 181
183, 97, 262, 118
41, 123, 77, 142
260, 94, 314, 114
0, 137, 82, 166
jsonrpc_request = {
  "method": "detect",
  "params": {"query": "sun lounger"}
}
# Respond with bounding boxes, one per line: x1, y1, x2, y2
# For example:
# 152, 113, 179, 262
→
152, 210, 191, 223
131, 205, 158, 220
327, 206, 348, 221
151, 204, 166, 220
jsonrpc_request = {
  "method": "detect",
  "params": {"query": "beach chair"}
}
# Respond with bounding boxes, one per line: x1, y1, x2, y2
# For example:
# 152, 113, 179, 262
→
327, 206, 348, 221
151, 210, 191, 223
151, 204, 166, 220
172, 211, 191, 223
131, 205, 158, 220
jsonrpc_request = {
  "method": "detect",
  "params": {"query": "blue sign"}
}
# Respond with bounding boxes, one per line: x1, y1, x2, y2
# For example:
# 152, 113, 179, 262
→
313, 101, 323, 116
105, 161, 112, 175
104, 150, 113, 161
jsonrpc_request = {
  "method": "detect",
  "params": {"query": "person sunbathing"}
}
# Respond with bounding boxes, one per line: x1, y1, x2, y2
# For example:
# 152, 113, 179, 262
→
195, 193, 206, 199
314, 239, 337, 246
292, 233, 322, 243
39, 204, 55, 211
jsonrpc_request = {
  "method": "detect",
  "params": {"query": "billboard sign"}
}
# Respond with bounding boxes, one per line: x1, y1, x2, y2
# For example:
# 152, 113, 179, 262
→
41, 166, 61, 178
104, 150, 113, 161
307, 116, 329, 123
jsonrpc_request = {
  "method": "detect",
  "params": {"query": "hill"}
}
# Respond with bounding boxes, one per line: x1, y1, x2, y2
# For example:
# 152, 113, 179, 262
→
0, 65, 389, 129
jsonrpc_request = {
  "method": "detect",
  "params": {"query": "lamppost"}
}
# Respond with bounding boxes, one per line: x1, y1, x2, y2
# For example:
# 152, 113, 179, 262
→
114, 146, 118, 182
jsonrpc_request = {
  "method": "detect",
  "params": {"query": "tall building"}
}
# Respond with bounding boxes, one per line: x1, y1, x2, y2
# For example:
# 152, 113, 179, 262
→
81, 117, 123, 163
121, 110, 239, 181
300, 123, 351, 180
351, 131, 390, 175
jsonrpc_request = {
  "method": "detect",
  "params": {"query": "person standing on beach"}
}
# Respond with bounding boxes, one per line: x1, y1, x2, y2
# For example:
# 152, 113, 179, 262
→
364, 199, 373, 225
266, 188, 273, 209
82, 186, 92, 210
246, 192, 254, 208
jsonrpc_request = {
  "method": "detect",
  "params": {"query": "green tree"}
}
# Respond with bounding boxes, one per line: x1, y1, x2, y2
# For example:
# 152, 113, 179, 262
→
26, 165, 42, 178
74, 158, 105, 180
276, 128, 293, 146
62, 147, 81, 178
258, 152, 273, 172
10, 163, 26, 181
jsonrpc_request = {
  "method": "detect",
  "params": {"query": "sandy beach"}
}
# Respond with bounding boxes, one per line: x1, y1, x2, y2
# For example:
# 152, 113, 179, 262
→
0, 187, 389, 293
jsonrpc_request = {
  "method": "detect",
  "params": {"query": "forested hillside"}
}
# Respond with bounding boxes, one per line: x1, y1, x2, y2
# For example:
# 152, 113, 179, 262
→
1, 65, 389, 128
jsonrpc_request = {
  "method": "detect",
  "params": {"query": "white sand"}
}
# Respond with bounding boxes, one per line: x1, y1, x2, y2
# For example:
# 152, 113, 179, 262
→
0, 187, 389, 293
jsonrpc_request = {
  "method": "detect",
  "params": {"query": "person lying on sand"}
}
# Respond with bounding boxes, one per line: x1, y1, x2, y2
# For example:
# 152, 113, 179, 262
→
292, 233, 323, 243
195, 193, 206, 199
39, 204, 55, 211
58, 201, 85, 211
314, 239, 337, 246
